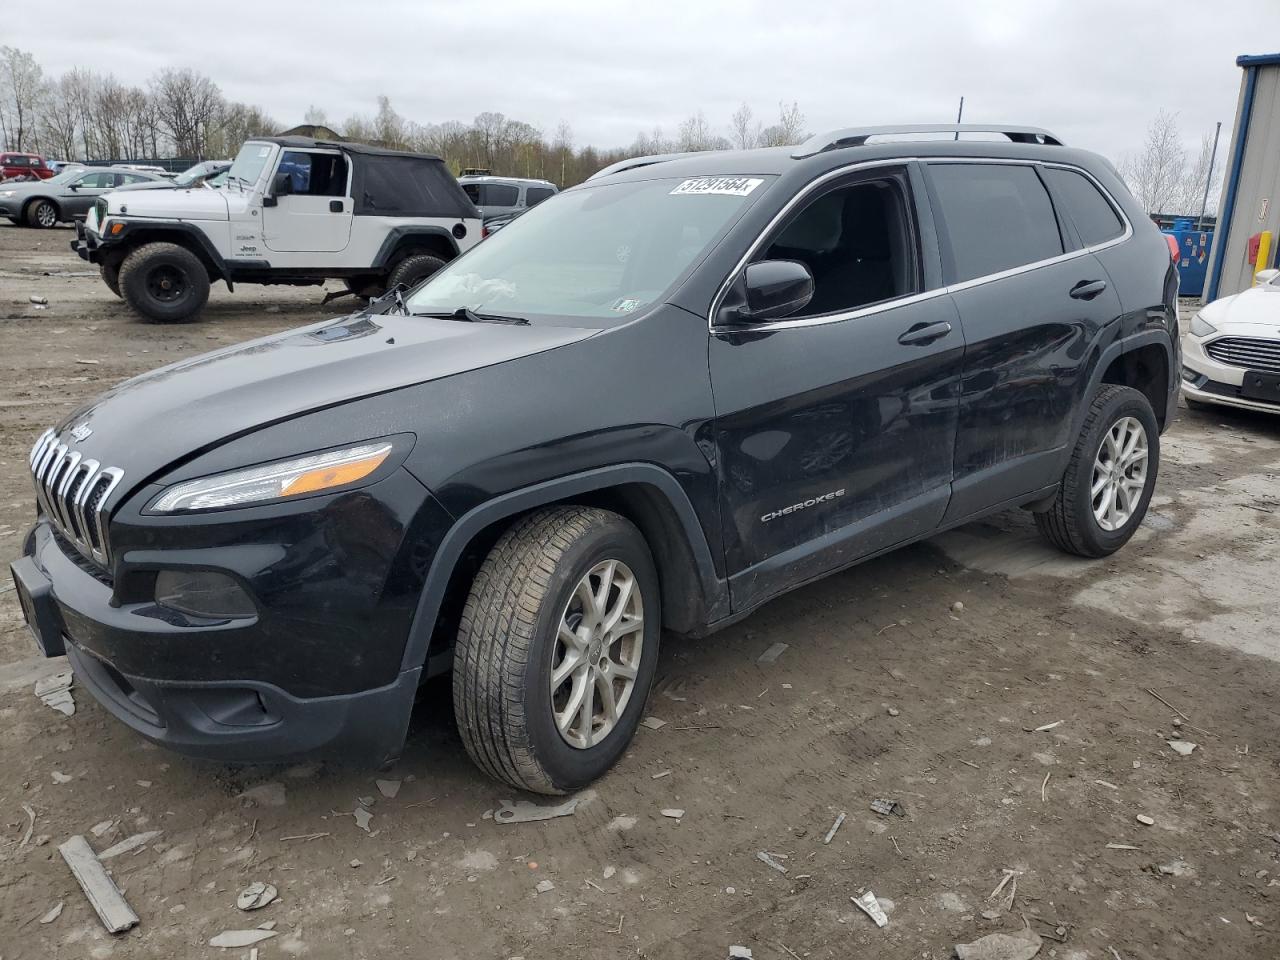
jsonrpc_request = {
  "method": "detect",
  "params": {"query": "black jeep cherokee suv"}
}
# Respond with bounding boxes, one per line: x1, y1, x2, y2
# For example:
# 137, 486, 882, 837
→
11, 124, 1179, 794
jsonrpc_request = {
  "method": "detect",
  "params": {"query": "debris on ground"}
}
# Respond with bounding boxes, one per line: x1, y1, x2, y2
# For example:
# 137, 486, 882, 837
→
870, 798, 906, 817
237, 881, 278, 911
640, 716, 668, 730
1026, 720, 1062, 733
19, 803, 36, 846
756, 851, 788, 874
851, 891, 889, 928
823, 812, 846, 844
661, 808, 686, 820
494, 796, 580, 825
375, 778, 401, 799
951, 601, 965, 613
352, 805, 373, 833
1136, 814, 1155, 826
99, 830, 162, 860
1166, 739, 1198, 756
652, 769, 672, 779
887, 707, 900, 716
989, 869, 1018, 906
535, 879, 555, 894
954, 927, 1043, 960
209, 929, 278, 948
58, 835, 139, 933
90, 819, 114, 838
51, 771, 72, 784
29, 295, 48, 305
729, 947, 753, 959
39, 901, 63, 924
238, 782, 287, 808
757, 642, 789, 664
34, 671, 75, 716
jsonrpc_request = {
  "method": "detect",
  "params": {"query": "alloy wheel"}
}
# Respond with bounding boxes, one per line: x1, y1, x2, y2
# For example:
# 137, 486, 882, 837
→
551, 559, 645, 750
36, 203, 56, 227
1091, 416, 1148, 531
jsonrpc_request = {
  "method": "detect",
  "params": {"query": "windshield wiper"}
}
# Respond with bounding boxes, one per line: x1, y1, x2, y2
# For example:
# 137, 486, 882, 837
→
414, 307, 529, 326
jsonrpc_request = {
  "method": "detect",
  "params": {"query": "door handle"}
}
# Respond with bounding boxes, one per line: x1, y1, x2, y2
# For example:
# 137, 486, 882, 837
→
329, 200, 344, 213
1069, 279, 1108, 300
897, 320, 953, 346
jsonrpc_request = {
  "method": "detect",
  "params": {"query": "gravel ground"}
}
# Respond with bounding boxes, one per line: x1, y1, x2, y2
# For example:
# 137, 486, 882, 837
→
1, 221, 1278, 960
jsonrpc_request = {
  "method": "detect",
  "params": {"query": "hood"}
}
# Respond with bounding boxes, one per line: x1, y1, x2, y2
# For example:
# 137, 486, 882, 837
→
0, 178, 56, 196
1202, 285, 1280, 329
105, 186, 229, 221
52, 311, 595, 495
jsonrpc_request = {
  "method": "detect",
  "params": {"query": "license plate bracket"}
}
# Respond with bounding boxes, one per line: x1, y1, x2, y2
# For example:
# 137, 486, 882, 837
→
9, 557, 65, 657
1241, 370, 1280, 404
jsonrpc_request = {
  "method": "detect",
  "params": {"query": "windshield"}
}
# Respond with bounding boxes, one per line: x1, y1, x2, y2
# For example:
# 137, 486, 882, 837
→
406, 174, 773, 322
225, 142, 273, 189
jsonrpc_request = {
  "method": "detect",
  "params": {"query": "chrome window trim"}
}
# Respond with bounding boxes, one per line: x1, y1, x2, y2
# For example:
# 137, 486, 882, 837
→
708, 156, 1133, 335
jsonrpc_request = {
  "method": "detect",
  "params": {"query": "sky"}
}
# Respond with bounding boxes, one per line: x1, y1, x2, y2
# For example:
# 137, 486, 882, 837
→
4, 0, 1275, 162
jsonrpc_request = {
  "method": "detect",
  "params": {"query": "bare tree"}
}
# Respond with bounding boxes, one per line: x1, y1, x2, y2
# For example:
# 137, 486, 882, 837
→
553, 120, 573, 186
473, 111, 507, 168
1119, 110, 1220, 214
375, 95, 406, 148
677, 111, 729, 152
303, 104, 327, 126
729, 102, 759, 150
758, 100, 806, 148
150, 68, 223, 156
0, 46, 44, 151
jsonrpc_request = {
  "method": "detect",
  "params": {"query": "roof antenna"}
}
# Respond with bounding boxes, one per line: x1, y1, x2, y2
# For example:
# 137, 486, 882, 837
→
954, 96, 965, 140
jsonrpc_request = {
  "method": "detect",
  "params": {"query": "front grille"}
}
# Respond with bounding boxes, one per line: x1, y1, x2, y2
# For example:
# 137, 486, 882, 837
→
94, 197, 107, 225
28, 428, 125, 568
1205, 336, 1280, 374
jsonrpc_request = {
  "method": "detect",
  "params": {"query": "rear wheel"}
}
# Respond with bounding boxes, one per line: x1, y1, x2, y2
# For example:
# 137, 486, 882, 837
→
1035, 385, 1159, 557
386, 253, 446, 293
453, 506, 660, 794
26, 199, 58, 228
118, 242, 210, 323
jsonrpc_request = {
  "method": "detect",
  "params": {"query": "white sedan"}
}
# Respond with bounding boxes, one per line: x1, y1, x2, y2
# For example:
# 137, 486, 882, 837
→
1182, 268, 1280, 414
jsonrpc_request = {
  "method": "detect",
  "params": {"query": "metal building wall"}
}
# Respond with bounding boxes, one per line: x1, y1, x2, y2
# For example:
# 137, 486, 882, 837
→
1203, 54, 1280, 303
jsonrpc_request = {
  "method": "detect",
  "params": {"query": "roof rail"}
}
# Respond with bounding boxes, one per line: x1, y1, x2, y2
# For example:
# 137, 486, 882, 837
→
791, 124, 1063, 159
587, 151, 723, 181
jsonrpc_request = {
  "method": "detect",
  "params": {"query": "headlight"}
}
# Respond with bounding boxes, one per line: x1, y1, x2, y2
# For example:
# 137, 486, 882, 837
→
1189, 313, 1217, 338
151, 442, 394, 512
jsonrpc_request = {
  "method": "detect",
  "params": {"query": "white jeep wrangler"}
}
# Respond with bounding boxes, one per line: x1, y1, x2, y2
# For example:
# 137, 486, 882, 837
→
72, 137, 483, 322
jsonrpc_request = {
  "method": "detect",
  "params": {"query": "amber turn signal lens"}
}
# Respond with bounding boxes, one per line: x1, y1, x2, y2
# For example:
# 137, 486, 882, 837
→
281, 448, 391, 496
110, 222, 124, 235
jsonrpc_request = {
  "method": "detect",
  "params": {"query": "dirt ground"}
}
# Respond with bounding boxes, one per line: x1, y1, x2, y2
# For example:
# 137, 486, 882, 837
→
1, 221, 1278, 960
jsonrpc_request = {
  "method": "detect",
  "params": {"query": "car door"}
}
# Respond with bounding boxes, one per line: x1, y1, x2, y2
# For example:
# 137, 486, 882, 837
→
262, 150, 354, 254
59, 170, 116, 217
922, 160, 1125, 524
710, 164, 963, 612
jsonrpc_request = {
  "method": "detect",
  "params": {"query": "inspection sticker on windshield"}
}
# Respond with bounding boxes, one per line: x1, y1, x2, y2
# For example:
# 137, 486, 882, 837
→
670, 177, 763, 197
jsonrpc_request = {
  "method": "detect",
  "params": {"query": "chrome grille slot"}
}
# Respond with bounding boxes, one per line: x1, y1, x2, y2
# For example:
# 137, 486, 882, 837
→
1205, 336, 1280, 375
27, 428, 126, 568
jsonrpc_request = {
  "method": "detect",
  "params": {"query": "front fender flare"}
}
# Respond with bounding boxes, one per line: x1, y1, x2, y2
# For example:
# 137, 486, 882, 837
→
399, 463, 728, 674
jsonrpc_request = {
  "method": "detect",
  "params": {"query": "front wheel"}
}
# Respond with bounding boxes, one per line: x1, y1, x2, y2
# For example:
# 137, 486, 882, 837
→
118, 242, 210, 322
386, 253, 446, 293
453, 506, 660, 794
1035, 385, 1159, 558
26, 199, 58, 228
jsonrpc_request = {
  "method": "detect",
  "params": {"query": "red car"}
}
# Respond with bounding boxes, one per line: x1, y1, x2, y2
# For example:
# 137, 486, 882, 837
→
0, 152, 54, 181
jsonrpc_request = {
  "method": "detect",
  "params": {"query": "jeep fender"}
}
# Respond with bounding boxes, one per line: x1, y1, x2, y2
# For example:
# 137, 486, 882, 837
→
372, 226, 462, 270
112, 220, 231, 283
399, 463, 729, 675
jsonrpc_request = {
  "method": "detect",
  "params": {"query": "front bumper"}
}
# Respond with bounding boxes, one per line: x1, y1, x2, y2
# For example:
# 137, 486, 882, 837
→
71, 219, 105, 263
0, 197, 21, 219
1181, 332, 1280, 415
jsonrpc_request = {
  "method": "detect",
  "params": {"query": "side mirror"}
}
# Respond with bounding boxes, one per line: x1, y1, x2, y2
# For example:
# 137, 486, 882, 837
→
68, 182, 80, 191
1255, 268, 1280, 288
735, 259, 815, 322
272, 172, 293, 198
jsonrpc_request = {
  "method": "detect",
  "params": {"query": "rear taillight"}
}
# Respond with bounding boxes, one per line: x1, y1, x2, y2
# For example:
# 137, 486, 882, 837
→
481, 225, 490, 240
1165, 234, 1179, 262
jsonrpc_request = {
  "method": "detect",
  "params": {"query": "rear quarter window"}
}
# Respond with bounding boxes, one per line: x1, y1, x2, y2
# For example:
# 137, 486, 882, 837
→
928, 163, 1064, 283
1042, 167, 1125, 247
525, 186, 555, 206
482, 184, 519, 206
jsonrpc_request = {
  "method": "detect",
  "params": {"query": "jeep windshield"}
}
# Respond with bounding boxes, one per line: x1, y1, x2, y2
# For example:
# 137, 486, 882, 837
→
405, 174, 774, 324
224, 142, 274, 190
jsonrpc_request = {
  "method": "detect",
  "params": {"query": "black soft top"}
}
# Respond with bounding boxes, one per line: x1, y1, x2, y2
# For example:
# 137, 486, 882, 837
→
254, 137, 479, 220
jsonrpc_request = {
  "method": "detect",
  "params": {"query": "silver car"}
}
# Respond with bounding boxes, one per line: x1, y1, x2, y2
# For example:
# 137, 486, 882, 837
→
0, 166, 167, 227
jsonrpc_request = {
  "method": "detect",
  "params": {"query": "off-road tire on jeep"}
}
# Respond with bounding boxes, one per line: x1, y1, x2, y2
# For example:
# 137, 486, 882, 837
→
118, 242, 210, 323
386, 254, 446, 293
101, 263, 122, 298
26, 199, 58, 229
453, 506, 661, 794
1035, 385, 1159, 558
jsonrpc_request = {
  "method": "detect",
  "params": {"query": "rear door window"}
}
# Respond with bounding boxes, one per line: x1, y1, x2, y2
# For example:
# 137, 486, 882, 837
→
483, 184, 519, 206
1041, 167, 1125, 247
525, 186, 555, 207
927, 163, 1064, 283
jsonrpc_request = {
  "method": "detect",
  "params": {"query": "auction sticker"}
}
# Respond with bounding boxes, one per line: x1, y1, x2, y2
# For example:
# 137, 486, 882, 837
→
670, 177, 763, 197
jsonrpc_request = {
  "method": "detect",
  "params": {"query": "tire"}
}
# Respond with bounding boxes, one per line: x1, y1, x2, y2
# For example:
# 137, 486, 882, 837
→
1035, 385, 1159, 558
25, 199, 58, 229
118, 242, 210, 323
386, 253, 446, 293
453, 506, 661, 794
101, 263, 122, 298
